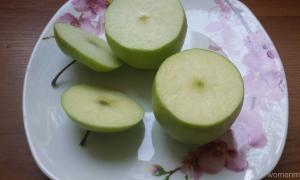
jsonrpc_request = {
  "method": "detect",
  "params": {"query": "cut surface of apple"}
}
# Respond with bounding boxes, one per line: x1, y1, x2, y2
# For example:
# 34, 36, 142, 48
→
54, 23, 122, 72
105, 0, 187, 69
152, 49, 244, 144
62, 84, 144, 132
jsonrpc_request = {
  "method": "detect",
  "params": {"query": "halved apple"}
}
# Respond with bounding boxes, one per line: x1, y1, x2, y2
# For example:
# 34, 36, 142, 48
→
54, 23, 122, 72
62, 84, 144, 132
152, 49, 244, 144
105, 0, 187, 69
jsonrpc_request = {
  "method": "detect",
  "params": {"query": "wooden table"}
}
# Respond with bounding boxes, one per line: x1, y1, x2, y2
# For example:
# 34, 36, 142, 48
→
0, 0, 299, 179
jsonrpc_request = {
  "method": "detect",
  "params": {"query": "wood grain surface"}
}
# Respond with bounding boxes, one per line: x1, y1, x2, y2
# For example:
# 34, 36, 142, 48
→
0, 0, 299, 179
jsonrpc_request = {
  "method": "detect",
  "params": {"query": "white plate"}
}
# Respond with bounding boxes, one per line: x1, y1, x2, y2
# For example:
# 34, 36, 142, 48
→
23, 0, 288, 179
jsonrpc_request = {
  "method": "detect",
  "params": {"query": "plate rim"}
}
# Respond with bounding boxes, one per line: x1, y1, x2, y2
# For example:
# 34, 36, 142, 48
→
22, 2, 69, 179
236, 1, 289, 178
22, 0, 289, 179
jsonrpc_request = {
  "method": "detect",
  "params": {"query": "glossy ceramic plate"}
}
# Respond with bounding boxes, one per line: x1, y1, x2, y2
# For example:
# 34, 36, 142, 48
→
23, 0, 288, 179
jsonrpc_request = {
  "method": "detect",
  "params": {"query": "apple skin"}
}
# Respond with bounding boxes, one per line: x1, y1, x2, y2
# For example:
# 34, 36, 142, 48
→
64, 111, 142, 133
63, 110, 143, 133
105, 16, 187, 70
152, 84, 243, 144
54, 23, 122, 72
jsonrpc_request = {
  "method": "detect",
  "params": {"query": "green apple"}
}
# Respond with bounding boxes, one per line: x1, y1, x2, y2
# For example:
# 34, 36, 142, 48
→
105, 0, 187, 69
54, 23, 122, 72
62, 84, 144, 132
152, 49, 244, 144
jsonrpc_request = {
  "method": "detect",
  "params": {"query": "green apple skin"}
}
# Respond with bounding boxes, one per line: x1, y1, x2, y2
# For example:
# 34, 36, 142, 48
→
152, 87, 243, 144
62, 84, 144, 132
152, 49, 244, 144
54, 23, 122, 72
105, 21, 187, 69
105, 0, 187, 69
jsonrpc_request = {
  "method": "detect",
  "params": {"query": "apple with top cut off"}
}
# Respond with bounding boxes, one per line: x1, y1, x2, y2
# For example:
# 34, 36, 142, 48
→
62, 84, 144, 132
54, 23, 122, 72
152, 49, 244, 144
105, 0, 187, 69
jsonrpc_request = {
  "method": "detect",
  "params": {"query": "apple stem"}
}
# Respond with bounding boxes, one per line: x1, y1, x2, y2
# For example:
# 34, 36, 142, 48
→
42, 35, 55, 40
80, 131, 91, 146
51, 60, 77, 87
165, 167, 181, 180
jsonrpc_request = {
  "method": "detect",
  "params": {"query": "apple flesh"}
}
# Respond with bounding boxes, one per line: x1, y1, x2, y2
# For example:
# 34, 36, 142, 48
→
54, 23, 122, 72
152, 49, 244, 144
62, 84, 144, 132
105, 0, 187, 69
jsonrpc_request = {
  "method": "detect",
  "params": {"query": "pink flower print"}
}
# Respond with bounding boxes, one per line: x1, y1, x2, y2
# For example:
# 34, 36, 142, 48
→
58, 13, 105, 35
196, 142, 227, 174
262, 71, 285, 100
205, 20, 236, 55
243, 50, 276, 73
150, 164, 167, 176
243, 71, 271, 98
225, 149, 248, 171
208, 42, 222, 52
243, 70, 285, 108
214, 0, 232, 19
181, 140, 248, 179
243, 30, 278, 72
72, 0, 109, 18
59, 13, 83, 27
150, 107, 268, 179
231, 110, 267, 149
267, 50, 275, 59
181, 150, 203, 180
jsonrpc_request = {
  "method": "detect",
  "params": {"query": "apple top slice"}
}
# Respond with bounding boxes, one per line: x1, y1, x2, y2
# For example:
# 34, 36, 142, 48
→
105, 0, 185, 50
54, 23, 122, 72
154, 49, 244, 126
62, 84, 144, 132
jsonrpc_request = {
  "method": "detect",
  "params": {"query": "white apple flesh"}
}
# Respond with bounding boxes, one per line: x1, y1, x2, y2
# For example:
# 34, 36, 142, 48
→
62, 84, 144, 132
105, 0, 187, 69
152, 49, 244, 144
54, 23, 122, 72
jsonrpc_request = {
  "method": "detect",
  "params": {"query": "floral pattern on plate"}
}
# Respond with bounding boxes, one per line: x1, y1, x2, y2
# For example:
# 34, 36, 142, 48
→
148, 0, 286, 179
24, 0, 288, 179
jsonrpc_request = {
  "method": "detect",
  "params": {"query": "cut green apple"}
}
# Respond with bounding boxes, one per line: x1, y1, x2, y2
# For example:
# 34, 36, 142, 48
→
152, 49, 244, 144
105, 0, 187, 69
54, 23, 122, 72
62, 84, 144, 132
